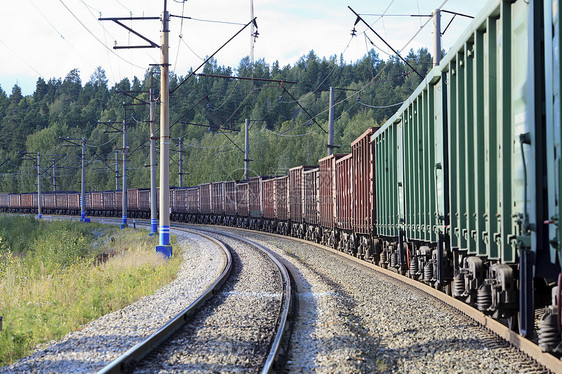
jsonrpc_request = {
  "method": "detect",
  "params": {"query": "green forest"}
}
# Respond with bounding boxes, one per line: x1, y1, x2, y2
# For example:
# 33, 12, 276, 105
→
0, 48, 433, 193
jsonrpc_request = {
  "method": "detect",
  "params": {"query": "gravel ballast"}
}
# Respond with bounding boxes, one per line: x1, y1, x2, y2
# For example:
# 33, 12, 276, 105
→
205, 227, 547, 374
132, 233, 284, 373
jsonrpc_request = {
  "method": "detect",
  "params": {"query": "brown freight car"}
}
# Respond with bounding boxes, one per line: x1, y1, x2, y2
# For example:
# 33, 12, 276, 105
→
0, 193, 9, 212
318, 154, 347, 246
68, 192, 81, 215
185, 187, 200, 221
274, 175, 290, 235
262, 178, 276, 221
289, 166, 317, 238
336, 153, 353, 254
199, 183, 211, 222
21, 193, 34, 212
224, 181, 237, 225
210, 182, 225, 224
55, 193, 68, 214
352, 127, 379, 260
138, 189, 150, 215
236, 182, 249, 227
303, 167, 320, 242
90, 192, 104, 216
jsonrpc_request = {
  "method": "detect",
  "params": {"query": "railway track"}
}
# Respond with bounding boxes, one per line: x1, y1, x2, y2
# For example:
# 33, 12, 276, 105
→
115, 226, 293, 373
192, 224, 559, 373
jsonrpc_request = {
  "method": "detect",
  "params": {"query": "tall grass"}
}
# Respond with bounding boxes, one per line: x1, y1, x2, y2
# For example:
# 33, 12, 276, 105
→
0, 216, 182, 367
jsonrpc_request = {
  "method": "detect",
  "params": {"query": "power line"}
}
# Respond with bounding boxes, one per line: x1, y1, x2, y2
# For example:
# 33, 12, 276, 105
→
59, 0, 146, 70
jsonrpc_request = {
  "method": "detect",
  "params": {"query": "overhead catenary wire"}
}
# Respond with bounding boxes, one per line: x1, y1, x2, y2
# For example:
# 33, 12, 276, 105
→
59, 0, 146, 70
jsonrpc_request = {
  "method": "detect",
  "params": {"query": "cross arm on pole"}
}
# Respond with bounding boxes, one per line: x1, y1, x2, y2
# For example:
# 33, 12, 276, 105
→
98, 17, 160, 49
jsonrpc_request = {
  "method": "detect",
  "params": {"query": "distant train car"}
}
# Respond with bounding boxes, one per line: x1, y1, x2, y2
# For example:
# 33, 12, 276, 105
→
68, 192, 80, 215
289, 166, 317, 238
185, 187, 200, 222
210, 182, 225, 225
318, 154, 346, 247
224, 181, 237, 226
303, 167, 320, 242
0, 193, 8, 212
236, 182, 249, 227
335, 154, 352, 254
274, 175, 290, 235
352, 127, 378, 260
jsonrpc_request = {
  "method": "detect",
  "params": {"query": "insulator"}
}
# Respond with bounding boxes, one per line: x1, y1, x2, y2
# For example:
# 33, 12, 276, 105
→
476, 285, 492, 312
538, 309, 561, 352
423, 261, 433, 281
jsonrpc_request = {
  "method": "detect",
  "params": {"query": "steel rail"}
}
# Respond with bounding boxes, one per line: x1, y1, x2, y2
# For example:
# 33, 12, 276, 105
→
215, 225, 562, 374
186, 226, 293, 374
97, 229, 232, 374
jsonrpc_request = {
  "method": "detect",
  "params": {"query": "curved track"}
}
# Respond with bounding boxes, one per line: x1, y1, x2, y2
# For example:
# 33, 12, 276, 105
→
187, 224, 561, 374
98, 229, 233, 374
97, 224, 294, 373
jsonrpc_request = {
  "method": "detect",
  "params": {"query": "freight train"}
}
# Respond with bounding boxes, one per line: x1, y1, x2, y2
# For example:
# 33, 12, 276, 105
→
1, 0, 561, 355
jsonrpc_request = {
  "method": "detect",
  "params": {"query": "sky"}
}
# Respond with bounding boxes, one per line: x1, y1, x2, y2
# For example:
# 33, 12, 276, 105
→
0, 0, 490, 96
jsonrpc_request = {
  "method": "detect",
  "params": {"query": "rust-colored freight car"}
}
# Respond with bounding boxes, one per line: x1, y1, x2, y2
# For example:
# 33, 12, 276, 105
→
236, 182, 249, 221
9, 194, 21, 212
138, 189, 150, 213
303, 169, 319, 224
172, 188, 187, 214
249, 176, 274, 219
199, 183, 211, 216
0, 193, 9, 211
43, 193, 55, 212
275, 175, 289, 221
21, 193, 34, 211
336, 154, 353, 253
352, 127, 377, 236
262, 178, 275, 220
104, 191, 116, 215
127, 188, 139, 215
90, 192, 104, 215
68, 192, 80, 214
303, 167, 320, 241
289, 166, 317, 237
224, 181, 237, 217
55, 193, 68, 213
211, 182, 225, 224
185, 187, 199, 217
319, 154, 347, 246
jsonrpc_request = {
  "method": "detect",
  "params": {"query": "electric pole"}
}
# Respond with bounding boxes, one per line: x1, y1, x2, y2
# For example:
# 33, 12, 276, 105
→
37, 153, 41, 219
121, 106, 128, 229
115, 150, 119, 191
52, 159, 56, 192
150, 73, 158, 236
178, 137, 184, 187
328, 87, 335, 156
433, 9, 441, 66
80, 138, 88, 222
157, 1, 173, 257
244, 119, 250, 180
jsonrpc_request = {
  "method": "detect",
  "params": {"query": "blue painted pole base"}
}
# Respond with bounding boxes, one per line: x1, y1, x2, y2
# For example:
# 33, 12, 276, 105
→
156, 245, 173, 259
120, 216, 128, 229
149, 219, 158, 237
82, 218, 90, 223
37, 213, 42, 220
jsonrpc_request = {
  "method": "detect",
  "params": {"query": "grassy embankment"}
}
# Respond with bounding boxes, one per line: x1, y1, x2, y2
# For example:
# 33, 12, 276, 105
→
0, 215, 182, 367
